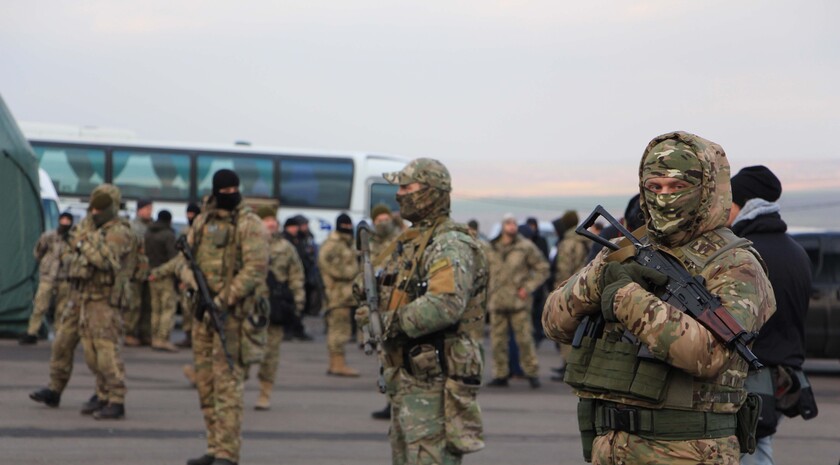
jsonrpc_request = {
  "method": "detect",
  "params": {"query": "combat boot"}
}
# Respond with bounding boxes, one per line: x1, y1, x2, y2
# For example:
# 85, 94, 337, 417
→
186, 454, 214, 465
29, 387, 61, 407
80, 394, 106, 415
183, 364, 197, 387
18, 333, 38, 345
255, 380, 273, 411
528, 377, 541, 389
327, 353, 360, 377
371, 403, 391, 420
124, 335, 141, 347
93, 403, 125, 420
152, 340, 179, 352
487, 377, 509, 387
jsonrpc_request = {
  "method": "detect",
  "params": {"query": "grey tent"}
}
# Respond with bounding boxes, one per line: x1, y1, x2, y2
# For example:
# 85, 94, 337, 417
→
0, 95, 43, 336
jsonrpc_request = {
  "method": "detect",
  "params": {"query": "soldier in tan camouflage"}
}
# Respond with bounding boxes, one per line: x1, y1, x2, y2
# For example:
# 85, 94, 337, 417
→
355, 158, 489, 465
254, 205, 305, 410
319, 213, 361, 377
370, 203, 400, 260
20, 212, 74, 345
177, 202, 203, 349
156, 169, 269, 465
486, 214, 550, 388
73, 184, 137, 420
125, 199, 152, 346
543, 131, 776, 464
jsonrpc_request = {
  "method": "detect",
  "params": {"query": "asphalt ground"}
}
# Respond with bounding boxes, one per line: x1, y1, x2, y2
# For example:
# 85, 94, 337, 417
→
1, 317, 839, 465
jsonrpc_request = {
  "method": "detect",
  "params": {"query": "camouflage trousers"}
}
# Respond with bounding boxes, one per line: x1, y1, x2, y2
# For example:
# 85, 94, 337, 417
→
257, 325, 284, 384
149, 278, 177, 345
47, 282, 78, 394
325, 307, 352, 356
26, 279, 56, 335
387, 368, 462, 465
124, 280, 151, 341
80, 297, 127, 404
592, 431, 740, 465
489, 310, 539, 378
193, 315, 245, 463
181, 288, 194, 335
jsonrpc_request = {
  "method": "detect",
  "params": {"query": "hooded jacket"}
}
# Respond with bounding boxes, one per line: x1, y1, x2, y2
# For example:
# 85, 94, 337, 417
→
543, 131, 776, 413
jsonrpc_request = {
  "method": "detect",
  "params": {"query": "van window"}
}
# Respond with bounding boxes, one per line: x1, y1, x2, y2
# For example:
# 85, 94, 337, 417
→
42, 199, 59, 231
33, 145, 106, 197
197, 154, 274, 198
369, 182, 398, 214
113, 150, 190, 200
279, 158, 353, 209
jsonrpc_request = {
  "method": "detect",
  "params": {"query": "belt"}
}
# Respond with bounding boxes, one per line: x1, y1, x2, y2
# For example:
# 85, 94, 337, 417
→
594, 401, 737, 440
401, 326, 456, 377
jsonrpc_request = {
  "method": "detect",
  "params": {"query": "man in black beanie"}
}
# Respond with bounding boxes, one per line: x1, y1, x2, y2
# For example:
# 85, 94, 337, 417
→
212, 169, 242, 211
728, 165, 817, 465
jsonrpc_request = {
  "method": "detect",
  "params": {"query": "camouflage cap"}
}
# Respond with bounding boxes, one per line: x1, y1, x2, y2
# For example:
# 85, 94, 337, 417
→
383, 158, 452, 192
641, 139, 703, 185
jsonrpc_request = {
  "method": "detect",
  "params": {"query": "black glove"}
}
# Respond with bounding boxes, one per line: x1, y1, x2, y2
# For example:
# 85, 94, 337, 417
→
600, 262, 668, 321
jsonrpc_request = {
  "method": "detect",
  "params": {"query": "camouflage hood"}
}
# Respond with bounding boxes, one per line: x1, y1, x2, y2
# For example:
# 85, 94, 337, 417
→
638, 131, 731, 247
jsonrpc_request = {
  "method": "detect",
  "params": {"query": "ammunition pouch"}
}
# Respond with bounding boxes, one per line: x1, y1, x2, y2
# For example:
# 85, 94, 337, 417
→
577, 398, 596, 462
593, 401, 737, 441
735, 392, 762, 453
567, 335, 671, 403
745, 365, 819, 439
403, 331, 449, 379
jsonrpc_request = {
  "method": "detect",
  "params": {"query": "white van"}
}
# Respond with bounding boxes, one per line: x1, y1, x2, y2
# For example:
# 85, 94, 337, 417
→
39, 168, 61, 231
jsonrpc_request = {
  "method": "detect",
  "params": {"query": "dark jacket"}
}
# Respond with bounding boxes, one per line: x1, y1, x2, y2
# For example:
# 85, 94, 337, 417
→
144, 221, 177, 269
732, 212, 811, 368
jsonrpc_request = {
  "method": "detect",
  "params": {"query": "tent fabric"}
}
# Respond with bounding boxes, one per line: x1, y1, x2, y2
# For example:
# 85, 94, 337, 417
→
0, 94, 43, 336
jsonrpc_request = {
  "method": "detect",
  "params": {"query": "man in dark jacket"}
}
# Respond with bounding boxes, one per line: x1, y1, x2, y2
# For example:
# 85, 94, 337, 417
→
728, 165, 815, 465
584, 194, 646, 264
145, 210, 179, 352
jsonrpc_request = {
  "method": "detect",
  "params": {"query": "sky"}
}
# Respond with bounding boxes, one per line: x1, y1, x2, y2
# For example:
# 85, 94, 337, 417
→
2, 0, 839, 200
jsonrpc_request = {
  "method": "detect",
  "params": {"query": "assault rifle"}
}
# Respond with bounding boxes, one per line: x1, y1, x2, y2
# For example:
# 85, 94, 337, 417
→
356, 220, 386, 393
175, 235, 235, 370
572, 205, 763, 371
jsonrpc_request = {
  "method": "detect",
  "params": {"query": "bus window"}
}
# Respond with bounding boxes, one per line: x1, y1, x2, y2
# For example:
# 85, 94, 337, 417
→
369, 182, 398, 214
33, 145, 105, 197
279, 158, 353, 209
112, 150, 190, 200
197, 154, 274, 198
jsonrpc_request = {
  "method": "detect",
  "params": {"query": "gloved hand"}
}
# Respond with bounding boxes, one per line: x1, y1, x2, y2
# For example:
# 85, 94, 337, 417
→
382, 311, 405, 341
355, 305, 371, 328
600, 262, 668, 321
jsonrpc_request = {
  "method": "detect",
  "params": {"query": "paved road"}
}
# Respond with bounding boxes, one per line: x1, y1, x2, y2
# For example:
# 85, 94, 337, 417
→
1, 318, 838, 465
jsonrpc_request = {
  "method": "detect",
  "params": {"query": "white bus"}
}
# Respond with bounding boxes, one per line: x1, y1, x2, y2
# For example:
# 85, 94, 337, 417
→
23, 123, 408, 242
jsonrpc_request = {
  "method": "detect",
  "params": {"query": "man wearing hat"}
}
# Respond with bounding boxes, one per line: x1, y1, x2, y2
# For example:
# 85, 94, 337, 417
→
145, 210, 179, 352
370, 204, 400, 260
177, 202, 204, 349
355, 158, 489, 464
19, 212, 75, 345
319, 213, 361, 377
728, 166, 815, 465
161, 169, 269, 465
253, 205, 305, 410
125, 198, 154, 346
486, 213, 550, 389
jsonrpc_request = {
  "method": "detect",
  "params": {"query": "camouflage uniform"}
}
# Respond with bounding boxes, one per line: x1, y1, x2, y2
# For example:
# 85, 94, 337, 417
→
487, 234, 549, 379
125, 217, 151, 343
553, 227, 590, 289
319, 230, 359, 366
370, 223, 400, 262
258, 232, 305, 388
166, 199, 269, 463
26, 229, 72, 336
71, 184, 137, 408
543, 132, 776, 464
46, 226, 82, 395
359, 158, 489, 465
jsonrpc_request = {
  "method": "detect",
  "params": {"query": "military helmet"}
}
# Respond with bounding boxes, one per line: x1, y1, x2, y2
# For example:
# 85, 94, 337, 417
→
383, 158, 451, 192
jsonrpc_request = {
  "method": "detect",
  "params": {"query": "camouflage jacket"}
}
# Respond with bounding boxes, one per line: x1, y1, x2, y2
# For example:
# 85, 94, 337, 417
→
553, 228, 590, 289
70, 216, 137, 304
543, 131, 776, 414
318, 231, 359, 310
34, 229, 71, 283
168, 201, 269, 316
269, 232, 306, 314
487, 234, 550, 313
130, 217, 151, 281
370, 227, 399, 263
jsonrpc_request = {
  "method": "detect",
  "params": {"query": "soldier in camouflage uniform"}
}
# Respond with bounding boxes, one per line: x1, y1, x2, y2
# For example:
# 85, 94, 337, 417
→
355, 158, 489, 465
71, 184, 137, 419
370, 203, 400, 260
254, 205, 305, 410
158, 170, 269, 465
553, 210, 590, 289
177, 202, 203, 349
125, 199, 153, 346
20, 212, 75, 345
486, 214, 550, 388
543, 131, 776, 464
145, 210, 179, 352
319, 213, 361, 377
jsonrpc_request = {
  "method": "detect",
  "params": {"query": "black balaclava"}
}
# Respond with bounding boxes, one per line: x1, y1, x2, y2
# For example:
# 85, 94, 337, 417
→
336, 213, 353, 235
212, 169, 241, 211
58, 212, 74, 237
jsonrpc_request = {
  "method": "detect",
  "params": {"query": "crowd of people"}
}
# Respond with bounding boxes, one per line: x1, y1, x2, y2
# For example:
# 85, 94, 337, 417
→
17, 130, 819, 465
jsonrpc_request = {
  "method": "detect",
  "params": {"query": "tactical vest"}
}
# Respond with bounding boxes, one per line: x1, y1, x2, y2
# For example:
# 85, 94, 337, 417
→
566, 227, 760, 414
